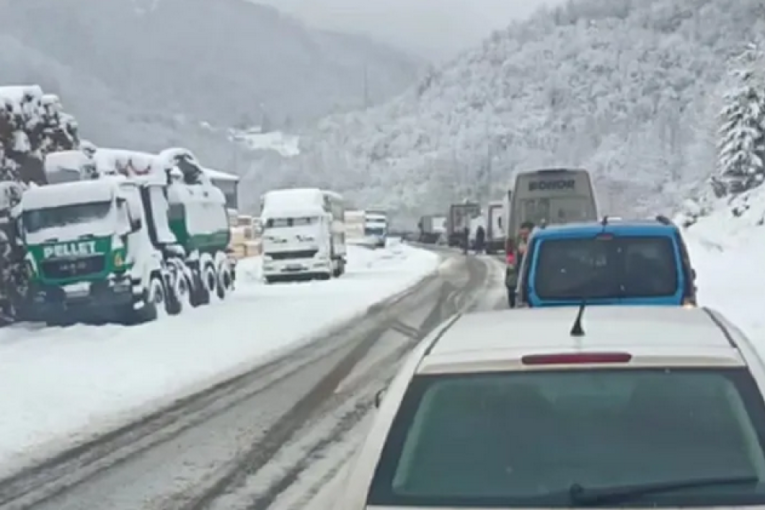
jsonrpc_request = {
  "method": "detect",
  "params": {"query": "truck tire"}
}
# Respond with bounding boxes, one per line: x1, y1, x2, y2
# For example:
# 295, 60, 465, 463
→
165, 272, 188, 315
132, 276, 164, 324
190, 267, 209, 307
203, 263, 217, 298
216, 262, 232, 299
332, 258, 343, 278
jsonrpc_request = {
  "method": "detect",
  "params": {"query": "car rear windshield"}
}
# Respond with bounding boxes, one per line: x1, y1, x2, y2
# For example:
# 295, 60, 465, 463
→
368, 368, 765, 507
534, 235, 678, 299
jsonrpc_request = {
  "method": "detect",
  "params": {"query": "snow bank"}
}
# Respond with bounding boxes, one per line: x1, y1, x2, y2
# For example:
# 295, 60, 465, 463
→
683, 186, 765, 344
0, 244, 438, 475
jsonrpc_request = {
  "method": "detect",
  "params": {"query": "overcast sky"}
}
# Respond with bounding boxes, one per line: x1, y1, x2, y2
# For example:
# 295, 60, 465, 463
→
253, 0, 561, 60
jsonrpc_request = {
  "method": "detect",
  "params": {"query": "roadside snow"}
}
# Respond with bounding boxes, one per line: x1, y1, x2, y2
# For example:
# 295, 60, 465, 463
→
684, 188, 765, 341
0, 244, 438, 475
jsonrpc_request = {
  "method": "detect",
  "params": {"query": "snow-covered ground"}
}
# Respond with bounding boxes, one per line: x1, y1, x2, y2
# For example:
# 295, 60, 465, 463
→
684, 188, 765, 341
0, 243, 438, 475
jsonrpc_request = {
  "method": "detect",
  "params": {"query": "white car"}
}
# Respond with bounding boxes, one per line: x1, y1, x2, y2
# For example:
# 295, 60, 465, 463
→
337, 305, 765, 509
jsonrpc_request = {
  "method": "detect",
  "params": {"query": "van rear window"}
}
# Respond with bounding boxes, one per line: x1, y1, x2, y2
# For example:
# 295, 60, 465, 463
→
368, 368, 765, 507
534, 236, 678, 299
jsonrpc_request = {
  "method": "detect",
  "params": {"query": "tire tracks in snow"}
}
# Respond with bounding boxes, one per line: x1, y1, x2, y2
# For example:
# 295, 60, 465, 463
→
0, 253, 490, 510
185, 254, 492, 510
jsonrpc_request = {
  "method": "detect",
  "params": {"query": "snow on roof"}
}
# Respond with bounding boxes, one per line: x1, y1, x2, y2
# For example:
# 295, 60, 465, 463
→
45, 150, 91, 173
22, 178, 120, 211
261, 188, 325, 217
157, 147, 199, 168
203, 167, 239, 182
92, 148, 167, 185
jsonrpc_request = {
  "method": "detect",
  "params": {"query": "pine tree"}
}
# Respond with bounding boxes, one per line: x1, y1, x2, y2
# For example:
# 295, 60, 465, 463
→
717, 44, 765, 193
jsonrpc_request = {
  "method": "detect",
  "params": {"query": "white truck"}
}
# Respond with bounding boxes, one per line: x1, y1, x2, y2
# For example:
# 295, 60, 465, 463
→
260, 188, 347, 283
364, 210, 388, 248
485, 200, 504, 254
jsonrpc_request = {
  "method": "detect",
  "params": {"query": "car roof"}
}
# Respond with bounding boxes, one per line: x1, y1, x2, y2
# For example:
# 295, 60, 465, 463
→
531, 220, 678, 239
416, 306, 744, 375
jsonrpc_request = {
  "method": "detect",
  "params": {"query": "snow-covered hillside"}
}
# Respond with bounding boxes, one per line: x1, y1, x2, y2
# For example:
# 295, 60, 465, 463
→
0, 0, 423, 171
245, 0, 765, 222
683, 187, 765, 341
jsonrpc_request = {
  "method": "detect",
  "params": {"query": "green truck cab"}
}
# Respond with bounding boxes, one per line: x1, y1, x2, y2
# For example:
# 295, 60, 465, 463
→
21, 177, 162, 325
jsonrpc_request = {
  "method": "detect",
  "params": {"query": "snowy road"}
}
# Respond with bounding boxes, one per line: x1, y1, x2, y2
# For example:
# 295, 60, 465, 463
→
0, 251, 504, 510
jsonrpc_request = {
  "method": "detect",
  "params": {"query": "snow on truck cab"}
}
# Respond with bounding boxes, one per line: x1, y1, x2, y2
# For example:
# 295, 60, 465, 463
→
260, 188, 347, 283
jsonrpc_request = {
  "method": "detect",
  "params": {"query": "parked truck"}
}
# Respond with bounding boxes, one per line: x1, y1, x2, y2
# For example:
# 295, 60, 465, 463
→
485, 200, 504, 254
260, 188, 347, 282
417, 215, 444, 244
20, 148, 233, 325
364, 210, 388, 248
446, 202, 481, 248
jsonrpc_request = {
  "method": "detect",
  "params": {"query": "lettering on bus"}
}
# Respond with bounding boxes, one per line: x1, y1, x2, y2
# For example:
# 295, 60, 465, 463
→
528, 179, 575, 191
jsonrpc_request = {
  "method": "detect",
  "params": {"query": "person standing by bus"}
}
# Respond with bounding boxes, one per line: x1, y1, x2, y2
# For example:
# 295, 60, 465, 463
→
505, 221, 534, 307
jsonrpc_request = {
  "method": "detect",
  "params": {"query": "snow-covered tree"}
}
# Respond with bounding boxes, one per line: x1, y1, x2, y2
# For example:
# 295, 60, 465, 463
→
717, 43, 765, 194
0, 85, 79, 185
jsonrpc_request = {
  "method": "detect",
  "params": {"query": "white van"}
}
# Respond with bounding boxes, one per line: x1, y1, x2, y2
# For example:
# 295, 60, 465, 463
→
260, 188, 347, 282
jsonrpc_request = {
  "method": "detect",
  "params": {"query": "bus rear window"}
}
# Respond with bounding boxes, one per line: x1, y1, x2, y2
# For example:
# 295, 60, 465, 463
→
368, 368, 765, 507
534, 236, 678, 299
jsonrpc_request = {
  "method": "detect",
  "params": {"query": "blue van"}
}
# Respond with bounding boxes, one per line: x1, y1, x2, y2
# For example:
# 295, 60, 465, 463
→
516, 216, 697, 307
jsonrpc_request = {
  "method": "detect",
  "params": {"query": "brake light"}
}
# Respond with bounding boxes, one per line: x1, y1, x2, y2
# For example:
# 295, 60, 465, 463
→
521, 352, 632, 365
506, 253, 515, 265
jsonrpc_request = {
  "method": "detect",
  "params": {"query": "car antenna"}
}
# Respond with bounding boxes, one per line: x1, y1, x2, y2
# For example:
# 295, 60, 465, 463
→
570, 301, 586, 337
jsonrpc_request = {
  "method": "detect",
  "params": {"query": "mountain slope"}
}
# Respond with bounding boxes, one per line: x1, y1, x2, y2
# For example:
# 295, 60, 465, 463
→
0, 0, 423, 129
247, 0, 765, 222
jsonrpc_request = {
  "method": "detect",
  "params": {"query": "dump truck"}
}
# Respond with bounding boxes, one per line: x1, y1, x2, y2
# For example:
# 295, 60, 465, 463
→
20, 148, 233, 325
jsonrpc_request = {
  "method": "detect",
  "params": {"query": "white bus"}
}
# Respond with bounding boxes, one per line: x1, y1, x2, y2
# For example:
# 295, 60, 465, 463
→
260, 188, 346, 282
505, 168, 598, 247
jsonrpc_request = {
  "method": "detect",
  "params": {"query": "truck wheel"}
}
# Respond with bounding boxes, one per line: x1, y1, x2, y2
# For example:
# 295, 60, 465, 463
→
165, 273, 188, 315
133, 277, 164, 323
216, 264, 232, 299
204, 263, 217, 296
191, 267, 210, 307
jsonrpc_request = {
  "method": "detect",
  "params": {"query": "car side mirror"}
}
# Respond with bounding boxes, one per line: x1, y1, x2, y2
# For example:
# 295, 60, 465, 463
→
374, 388, 386, 409
130, 217, 142, 232
691, 268, 697, 281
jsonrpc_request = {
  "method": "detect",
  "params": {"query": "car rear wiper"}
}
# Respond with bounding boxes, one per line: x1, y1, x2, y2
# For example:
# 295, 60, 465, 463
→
568, 475, 759, 506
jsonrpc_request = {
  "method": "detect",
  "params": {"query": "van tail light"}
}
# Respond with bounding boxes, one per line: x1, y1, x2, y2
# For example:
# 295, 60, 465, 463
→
521, 352, 632, 365
506, 253, 516, 265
